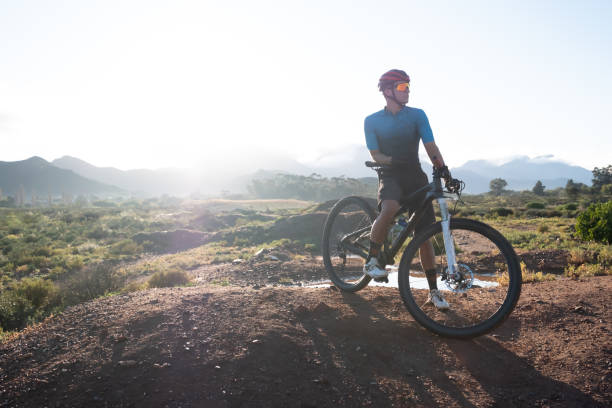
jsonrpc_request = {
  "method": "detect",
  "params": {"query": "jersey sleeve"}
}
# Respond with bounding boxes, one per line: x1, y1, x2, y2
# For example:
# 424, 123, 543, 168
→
417, 110, 435, 144
364, 116, 379, 150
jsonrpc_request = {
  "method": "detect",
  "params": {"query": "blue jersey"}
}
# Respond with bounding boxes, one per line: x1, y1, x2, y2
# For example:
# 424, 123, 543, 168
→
364, 106, 434, 165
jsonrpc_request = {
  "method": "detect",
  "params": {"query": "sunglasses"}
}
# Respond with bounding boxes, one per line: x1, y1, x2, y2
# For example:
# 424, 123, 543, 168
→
395, 82, 410, 92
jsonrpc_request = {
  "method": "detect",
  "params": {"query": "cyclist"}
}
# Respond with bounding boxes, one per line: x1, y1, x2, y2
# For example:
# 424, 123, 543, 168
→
363, 69, 450, 310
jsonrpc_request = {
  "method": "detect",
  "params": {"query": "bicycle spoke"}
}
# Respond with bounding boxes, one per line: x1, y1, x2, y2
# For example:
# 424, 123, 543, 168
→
399, 218, 521, 338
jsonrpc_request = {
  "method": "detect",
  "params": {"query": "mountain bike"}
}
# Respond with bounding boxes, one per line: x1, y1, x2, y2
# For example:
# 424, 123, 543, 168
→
321, 162, 522, 338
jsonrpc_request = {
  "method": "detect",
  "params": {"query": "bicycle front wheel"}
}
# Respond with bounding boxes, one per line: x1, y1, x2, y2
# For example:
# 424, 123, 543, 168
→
398, 218, 521, 338
322, 196, 375, 292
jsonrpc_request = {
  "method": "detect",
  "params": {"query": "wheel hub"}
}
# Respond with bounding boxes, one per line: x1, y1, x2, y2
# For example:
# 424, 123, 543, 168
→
443, 263, 474, 292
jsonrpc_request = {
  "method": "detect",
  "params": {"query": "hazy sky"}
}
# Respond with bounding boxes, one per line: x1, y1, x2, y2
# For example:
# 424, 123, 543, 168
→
1, 0, 611, 171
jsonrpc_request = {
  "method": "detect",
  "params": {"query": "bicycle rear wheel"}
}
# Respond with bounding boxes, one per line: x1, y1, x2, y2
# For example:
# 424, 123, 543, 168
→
398, 218, 521, 338
322, 196, 375, 292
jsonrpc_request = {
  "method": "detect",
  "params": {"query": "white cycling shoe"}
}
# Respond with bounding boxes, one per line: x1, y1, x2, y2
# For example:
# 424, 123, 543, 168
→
363, 257, 388, 279
427, 289, 450, 310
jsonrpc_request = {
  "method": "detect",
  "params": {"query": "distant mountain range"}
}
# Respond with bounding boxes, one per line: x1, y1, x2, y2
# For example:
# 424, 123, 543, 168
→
0, 157, 123, 198
452, 157, 592, 193
0, 153, 595, 199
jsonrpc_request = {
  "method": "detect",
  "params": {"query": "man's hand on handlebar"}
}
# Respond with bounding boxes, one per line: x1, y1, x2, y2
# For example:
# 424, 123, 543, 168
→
435, 166, 463, 194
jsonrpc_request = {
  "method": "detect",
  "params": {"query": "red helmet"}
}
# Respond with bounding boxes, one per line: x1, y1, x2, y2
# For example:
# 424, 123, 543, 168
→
378, 69, 410, 91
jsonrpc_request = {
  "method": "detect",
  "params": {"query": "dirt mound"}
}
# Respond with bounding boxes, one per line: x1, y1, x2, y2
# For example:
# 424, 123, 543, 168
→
519, 249, 570, 274
308, 197, 377, 213
194, 258, 328, 286
190, 212, 228, 231
1, 277, 610, 407
132, 229, 214, 252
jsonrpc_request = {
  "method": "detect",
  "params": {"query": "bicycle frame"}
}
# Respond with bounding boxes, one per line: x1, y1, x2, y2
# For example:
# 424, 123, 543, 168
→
372, 171, 460, 273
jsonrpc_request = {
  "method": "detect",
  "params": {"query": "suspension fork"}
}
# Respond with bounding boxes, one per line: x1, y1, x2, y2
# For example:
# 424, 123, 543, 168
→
437, 198, 458, 276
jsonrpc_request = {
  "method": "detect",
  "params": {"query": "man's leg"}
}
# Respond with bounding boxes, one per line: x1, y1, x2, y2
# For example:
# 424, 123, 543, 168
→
415, 202, 449, 309
370, 200, 400, 249
420, 238, 450, 309
364, 200, 400, 278
419, 240, 438, 289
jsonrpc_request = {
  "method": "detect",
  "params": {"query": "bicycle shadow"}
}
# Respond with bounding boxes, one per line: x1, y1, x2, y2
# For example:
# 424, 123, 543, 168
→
325, 289, 602, 407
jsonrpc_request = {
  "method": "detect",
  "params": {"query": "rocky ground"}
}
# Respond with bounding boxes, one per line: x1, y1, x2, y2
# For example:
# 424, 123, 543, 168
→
0, 255, 610, 408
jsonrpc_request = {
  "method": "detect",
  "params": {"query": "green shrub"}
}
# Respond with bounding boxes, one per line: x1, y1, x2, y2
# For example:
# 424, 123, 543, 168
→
597, 245, 612, 265
109, 239, 142, 256
61, 263, 124, 305
568, 247, 596, 265
14, 278, 59, 309
147, 269, 191, 288
526, 202, 546, 209
537, 224, 549, 233
491, 208, 513, 217
121, 281, 147, 293
0, 291, 34, 331
86, 226, 109, 239
576, 201, 612, 244
564, 203, 578, 211
525, 209, 562, 218
565, 263, 611, 278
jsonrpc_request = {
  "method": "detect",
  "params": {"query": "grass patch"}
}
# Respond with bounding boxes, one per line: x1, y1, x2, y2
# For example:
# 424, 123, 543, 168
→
211, 278, 230, 286
147, 270, 191, 288
565, 263, 611, 279
498, 262, 557, 285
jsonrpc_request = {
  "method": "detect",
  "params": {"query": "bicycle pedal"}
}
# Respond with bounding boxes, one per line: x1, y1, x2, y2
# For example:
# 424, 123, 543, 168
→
373, 277, 389, 283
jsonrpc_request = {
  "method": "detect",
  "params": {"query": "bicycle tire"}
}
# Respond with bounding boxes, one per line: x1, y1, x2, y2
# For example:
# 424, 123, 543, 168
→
322, 196, 375, 292
398, 218, 522, 338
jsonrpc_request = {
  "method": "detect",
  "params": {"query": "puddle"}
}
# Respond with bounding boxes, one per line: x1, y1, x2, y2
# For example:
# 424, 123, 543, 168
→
304, 265, 499, 291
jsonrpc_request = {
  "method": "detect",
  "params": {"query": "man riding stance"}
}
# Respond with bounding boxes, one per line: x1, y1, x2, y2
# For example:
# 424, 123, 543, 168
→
363, 69, 449, 310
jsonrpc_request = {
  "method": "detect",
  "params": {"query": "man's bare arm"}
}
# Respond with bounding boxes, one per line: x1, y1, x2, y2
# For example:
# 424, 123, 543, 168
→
369, 149, 392, 165
423, 141, 445, 168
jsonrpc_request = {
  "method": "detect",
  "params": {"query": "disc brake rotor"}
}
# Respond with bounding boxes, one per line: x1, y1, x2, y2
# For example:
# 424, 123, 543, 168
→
443, 263, 474, 292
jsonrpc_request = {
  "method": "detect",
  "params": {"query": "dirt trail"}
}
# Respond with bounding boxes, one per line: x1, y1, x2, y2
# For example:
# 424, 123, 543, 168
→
1, 276, 610, 408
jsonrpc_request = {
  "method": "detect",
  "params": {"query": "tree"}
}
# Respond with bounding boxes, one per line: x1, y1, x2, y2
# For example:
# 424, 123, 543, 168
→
576, 201, 612, 244
565, 179, 580, 201
489, 178, 507, 196
532, 180, 545, 195
592, 165, 612, 191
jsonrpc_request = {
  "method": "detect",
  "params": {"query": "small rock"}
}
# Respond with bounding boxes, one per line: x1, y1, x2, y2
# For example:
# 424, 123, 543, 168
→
232, 258, 244, 265
118, 360, 137, 367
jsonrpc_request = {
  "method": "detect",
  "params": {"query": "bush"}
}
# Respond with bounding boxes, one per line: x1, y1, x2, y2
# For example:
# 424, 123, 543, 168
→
565, 263, 611, 279
526, 202, 546, 209
525, 209, 562, 218
598, 246, 612, 266
564, 203, 578, 211
491, 208, 513, 217
109, 239, 143, 256
147, 270, 191, 288
568, 247, 596, 265
61, 263, 124, 305
537, 224, 549, 233
121, 281, 147, 293
14, 278, 59, 309
576, 201, 612, 244
0, 291, 34, 331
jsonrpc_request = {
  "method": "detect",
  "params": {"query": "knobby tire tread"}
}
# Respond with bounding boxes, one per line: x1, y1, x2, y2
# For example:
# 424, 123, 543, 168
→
322, 196, 375, 292
398, 218, 522, 338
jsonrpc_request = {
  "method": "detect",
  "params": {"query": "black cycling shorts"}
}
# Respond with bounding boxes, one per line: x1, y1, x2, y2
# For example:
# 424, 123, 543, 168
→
377, 167, 436, 235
